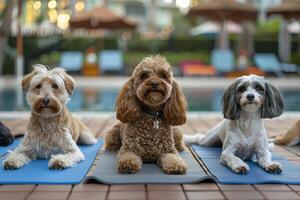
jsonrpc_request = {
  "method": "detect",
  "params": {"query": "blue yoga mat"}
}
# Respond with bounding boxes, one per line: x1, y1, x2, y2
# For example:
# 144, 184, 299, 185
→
0, 140, 21, 157
191, 144, 300, 184
0, 138, 103, 184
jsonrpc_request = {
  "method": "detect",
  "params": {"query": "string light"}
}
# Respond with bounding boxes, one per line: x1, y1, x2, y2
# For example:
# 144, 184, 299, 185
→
75, 1, 85, 12
48, 0, 57, 9
48, 9, 58, 23
57, 12, 70, 30
33, 0, 41, 10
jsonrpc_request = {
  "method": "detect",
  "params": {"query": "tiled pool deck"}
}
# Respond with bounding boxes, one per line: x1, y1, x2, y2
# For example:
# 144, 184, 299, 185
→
1, 113, 300, 200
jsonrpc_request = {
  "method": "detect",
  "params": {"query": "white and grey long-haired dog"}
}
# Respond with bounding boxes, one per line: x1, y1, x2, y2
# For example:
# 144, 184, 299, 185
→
184, 75, 284, 174
3, 65, 97, 170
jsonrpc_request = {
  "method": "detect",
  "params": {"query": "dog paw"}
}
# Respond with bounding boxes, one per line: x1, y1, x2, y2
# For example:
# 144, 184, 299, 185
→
159, 153, 187, 175
48, 158, 68, 170
233, 164, 249, 174
117, 152, 142, 174
3, 159, 23, 170
163, 163, 187, 175
265, 162, 282, 174
118, 159, 141, 174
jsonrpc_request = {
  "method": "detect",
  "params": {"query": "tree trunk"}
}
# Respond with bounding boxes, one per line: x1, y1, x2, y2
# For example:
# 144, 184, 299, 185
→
0, 0, 16, 74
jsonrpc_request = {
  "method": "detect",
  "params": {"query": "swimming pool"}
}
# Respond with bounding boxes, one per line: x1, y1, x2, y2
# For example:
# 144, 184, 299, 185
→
0, 87, 299, 112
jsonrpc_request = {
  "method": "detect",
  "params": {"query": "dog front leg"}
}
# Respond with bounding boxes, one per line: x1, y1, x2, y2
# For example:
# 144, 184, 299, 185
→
48, 136, 84, 170
221, 149, 249, 174
256, 147, 282, 174
3, 149, 31, 170
117, 150, 142, 174
48, 150, 84, 170
158, 153, 187, 174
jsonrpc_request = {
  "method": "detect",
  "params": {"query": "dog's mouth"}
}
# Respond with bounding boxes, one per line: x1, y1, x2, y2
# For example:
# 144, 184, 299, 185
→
144, 89, 165, 97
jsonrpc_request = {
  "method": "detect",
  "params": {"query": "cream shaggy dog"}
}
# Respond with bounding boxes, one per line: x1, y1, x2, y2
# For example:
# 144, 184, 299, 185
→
3, 65, 97, 170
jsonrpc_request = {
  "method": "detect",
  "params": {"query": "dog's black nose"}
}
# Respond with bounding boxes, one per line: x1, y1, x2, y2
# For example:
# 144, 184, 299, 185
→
246, 94, 255, 101
151, 81, 159, 88
42, 97, 50, 106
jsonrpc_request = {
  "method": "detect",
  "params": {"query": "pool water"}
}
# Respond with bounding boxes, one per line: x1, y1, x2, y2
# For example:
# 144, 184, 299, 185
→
0, 88, 300, 112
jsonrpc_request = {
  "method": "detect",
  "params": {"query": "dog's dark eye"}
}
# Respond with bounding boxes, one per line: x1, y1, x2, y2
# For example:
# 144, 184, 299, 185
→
160, 73, 167, 79
238, 86, 246, 92
52, 83, 58, 89
140, 73, 148, 80
36, 84, 42, 89
255, 85, 263, 91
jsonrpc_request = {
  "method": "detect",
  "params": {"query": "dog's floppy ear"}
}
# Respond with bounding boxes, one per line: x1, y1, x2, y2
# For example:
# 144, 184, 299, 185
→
115, 77, 141, 123
21, 71, 36, 91
261, 82, 284, 119
164, 79, 187, 126
222, 80, 241, 120
63, 72, 75, 95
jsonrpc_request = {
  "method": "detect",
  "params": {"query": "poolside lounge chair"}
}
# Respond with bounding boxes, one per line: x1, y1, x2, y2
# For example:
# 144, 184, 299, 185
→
179, 61, 216, 76
99, 50, 123, 74
253, 53, 299, 76
211, 49, 235, 75
59, 51, 83, 73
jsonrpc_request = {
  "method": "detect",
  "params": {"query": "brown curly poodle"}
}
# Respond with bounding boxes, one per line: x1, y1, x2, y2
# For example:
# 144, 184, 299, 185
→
105, 55, 188, 174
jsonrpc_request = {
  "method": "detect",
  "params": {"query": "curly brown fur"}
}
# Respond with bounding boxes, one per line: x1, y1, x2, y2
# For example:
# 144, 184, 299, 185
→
105, 55, 187, 174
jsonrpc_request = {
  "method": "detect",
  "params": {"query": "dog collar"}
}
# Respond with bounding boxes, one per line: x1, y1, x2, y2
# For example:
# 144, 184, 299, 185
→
142, 107, 163, 130
142, 107, 163, 119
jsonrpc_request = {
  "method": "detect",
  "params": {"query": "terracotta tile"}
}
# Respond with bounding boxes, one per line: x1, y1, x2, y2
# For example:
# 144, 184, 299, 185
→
27, 191, 69, 200
147, 184, 182, 191
289, 185, 300, 191
68, 192, 106, 200
186, 191, 224, 200
110, 184, 145, 191
148, 191, 186, 200
0, 192, 29, 200
34, 185, 72, 192
73, 184, 108, 192
218, 184, 255, 191
108, 191, 146, 200
223, 191, 264, 200
254, 184, 291, 191
183, 183, 218, 191
262, 191, 300, 200
0, 184, 35, 191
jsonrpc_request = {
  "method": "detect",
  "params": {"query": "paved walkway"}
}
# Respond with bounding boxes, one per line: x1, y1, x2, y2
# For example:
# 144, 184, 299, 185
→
1, 113, 300, 200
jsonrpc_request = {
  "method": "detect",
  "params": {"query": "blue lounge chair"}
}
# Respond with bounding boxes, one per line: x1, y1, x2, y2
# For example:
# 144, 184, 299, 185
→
211, 49, 235, 75
59, 51, 83, 72
253, 53, 299, 76
99, 50, 123, 74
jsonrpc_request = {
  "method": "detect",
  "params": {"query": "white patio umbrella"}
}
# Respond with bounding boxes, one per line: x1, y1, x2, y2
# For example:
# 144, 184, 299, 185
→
288, 21, 300, 33
189, 20, 242, 35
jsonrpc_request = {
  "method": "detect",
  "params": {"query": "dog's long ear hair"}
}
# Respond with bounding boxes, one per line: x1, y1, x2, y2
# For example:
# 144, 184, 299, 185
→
115, 77, 141, 123
164, 79, 187, 126
222, 80, 241, 120
21, 71, 36, 91
261, 82, 284, 118
63, 72, 75, 95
